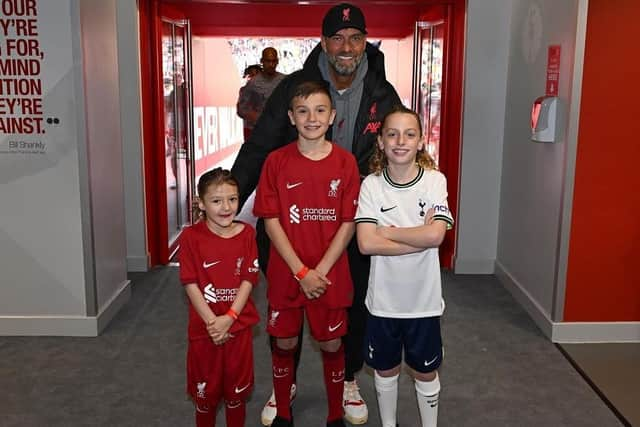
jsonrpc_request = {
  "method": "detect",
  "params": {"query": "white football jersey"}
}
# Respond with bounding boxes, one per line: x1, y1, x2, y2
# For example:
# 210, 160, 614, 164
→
355, 167, 454, 318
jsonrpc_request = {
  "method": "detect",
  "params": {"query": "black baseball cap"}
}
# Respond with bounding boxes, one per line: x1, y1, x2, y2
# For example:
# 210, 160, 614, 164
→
322, 3, 367, 37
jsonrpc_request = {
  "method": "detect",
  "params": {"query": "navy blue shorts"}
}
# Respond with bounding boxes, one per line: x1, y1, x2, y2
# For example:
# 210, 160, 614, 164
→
364, 314, 442, 373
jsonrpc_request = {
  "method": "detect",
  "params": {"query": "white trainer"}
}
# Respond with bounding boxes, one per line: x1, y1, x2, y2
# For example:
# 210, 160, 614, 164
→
261, 384, 297, 426
343, 380, 368, 424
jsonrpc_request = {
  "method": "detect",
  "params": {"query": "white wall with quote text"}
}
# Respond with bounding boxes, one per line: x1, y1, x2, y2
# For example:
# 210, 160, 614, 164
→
0, 0, 129, 335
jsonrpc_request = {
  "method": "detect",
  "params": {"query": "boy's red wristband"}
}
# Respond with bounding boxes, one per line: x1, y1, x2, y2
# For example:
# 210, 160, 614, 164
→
294, 265, 309, 281
226, 308, 239, 320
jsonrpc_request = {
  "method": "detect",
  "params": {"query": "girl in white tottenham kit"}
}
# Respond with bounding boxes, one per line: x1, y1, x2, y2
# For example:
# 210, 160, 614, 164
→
354, 106, 453, 427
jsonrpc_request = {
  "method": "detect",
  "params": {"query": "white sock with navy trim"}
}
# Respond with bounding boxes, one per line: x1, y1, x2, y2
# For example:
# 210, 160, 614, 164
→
374, 371, 399, 427
415, 373, 440, 427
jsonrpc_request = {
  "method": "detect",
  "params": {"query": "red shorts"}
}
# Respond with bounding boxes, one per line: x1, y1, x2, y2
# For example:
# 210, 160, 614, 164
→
267, 305, 347, 341
186, 327, 254, 408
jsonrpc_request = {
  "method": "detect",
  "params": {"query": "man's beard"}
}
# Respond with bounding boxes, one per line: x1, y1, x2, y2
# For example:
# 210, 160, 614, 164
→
326, 52, 364, 76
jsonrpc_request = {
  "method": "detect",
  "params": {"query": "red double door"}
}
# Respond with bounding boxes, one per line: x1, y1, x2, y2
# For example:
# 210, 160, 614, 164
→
140, 0, 465, 268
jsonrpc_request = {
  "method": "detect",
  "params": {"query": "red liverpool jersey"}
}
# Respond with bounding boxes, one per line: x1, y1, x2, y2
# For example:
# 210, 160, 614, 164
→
179, 221, 260, 340
254, 142, 360, 309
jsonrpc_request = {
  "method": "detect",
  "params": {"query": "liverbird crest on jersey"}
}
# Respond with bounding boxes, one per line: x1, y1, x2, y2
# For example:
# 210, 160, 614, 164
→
269, 310, 280, 327
197, 382, 207, 398
329, 179, 341, 197
234, 257, 244, 275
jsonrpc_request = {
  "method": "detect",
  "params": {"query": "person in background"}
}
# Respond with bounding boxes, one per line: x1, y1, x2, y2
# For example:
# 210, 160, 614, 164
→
237, 64, 263, 140
245, 63, 262, 79
237, 48, 286, 140
231, 3, 402, 425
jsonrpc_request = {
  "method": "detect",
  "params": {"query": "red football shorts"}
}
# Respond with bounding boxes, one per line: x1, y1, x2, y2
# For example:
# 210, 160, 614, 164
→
267, 304, 347, 341
186, 327, 254, 408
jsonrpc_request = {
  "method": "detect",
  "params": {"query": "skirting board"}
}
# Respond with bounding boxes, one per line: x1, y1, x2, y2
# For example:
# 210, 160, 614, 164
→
552, 322, 640, 343
454, 257, 495, 274
494, 261, 554, 338
494, 262, 640, 343
126, 254, 149, 272
0, 280, 131, 337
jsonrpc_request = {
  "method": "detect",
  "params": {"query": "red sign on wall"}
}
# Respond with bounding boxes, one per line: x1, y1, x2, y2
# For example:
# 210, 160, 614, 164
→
546, 45, 561, 96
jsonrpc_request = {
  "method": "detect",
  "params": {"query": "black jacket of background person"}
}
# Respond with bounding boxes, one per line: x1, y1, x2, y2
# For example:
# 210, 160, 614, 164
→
231, 42, 402, 206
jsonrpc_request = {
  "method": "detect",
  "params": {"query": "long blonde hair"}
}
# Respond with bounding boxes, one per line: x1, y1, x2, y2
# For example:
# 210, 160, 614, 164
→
369, 105, 436, 175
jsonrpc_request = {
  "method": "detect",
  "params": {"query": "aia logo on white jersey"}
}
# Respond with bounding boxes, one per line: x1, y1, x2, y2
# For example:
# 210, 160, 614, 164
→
203, 284, 217, 303
433, 204, 450, 215
328, 179, 341, 197
289, 204, 300, 224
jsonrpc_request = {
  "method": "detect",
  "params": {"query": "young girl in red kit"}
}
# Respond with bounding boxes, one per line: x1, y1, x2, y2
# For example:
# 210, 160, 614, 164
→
179, 168, 260, 427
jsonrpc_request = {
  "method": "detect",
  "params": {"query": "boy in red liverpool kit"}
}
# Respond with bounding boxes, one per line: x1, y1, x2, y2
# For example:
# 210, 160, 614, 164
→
179, 168, 260, 427
254, 81, 360, 427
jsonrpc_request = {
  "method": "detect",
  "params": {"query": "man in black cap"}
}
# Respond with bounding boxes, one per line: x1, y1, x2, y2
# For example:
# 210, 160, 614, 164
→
231, 3, 401, 426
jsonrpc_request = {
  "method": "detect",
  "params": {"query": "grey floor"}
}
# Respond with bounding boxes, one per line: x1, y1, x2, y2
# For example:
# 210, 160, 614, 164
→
559, 343, 639, 427
0, 268, 625, 427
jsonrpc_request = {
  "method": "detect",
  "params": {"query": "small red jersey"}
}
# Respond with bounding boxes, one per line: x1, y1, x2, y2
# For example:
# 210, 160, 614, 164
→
254, 142, 360, 309
179, 221, 260, 340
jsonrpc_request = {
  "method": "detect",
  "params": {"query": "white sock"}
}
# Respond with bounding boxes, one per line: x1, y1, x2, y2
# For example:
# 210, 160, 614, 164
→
374, 371, 399, 427
415, 373, 440, 427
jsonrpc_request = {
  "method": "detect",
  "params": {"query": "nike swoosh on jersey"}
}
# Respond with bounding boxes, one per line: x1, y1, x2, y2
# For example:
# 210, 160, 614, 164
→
234, 383, 250, 394
286, 182, 303, 189
328, 321, 344, 332
380, 205, 397, 213
203, 261, 221, 268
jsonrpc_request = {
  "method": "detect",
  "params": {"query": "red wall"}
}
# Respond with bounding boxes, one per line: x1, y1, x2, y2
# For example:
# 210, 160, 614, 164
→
191, 38, 243, 176
564, 0, 640, 321
192, 38, 242, 106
